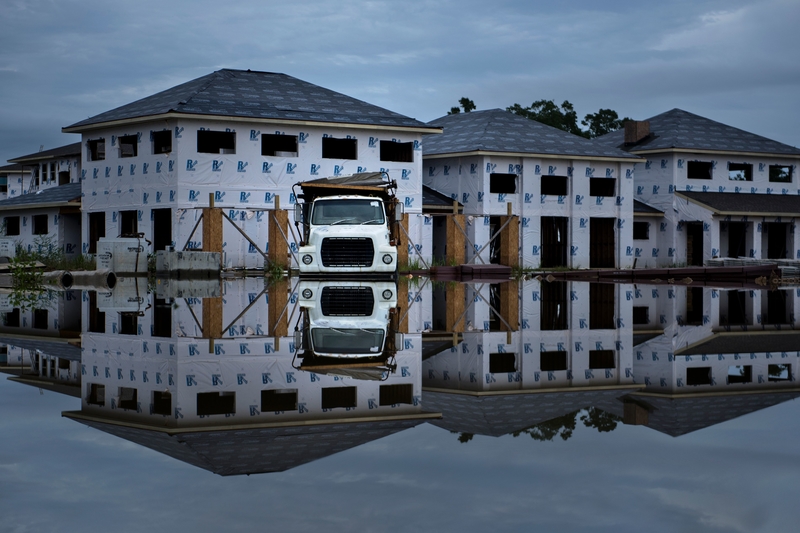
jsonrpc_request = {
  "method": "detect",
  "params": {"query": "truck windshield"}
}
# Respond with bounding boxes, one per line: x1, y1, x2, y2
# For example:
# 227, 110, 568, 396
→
311, 199, 385, 225
310, 328, 385, 354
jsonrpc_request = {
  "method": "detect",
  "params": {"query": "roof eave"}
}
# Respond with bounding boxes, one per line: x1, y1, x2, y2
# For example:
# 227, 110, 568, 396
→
423, 149, 643, 163
0, 199, 80, 212
674, 191, 800, 217
63, 111, 443, 135
628, 147, 800, 160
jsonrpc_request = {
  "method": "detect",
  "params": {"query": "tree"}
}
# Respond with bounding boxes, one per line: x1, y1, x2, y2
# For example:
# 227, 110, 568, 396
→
448, 97, 476, 115
580, 407, 620, 433
506, 99, 584, 137
582, 109, 632, 138
513, 411, 579, 441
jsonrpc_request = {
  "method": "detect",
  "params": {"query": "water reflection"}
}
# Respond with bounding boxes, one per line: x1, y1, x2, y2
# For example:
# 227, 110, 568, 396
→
1, 277, 799, 475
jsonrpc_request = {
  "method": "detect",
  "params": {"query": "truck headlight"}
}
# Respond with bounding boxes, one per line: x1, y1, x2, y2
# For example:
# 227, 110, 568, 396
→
382, 289, 393, 300
302, 254, 313, 265
382, 254, 393, 264
302, 288, 313, 299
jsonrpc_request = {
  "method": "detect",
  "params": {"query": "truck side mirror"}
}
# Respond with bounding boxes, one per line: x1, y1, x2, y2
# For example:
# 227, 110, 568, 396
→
394, 332, 404, 351
294, 330, 303, 351
394, 202, 404, 222
294, 203, 304, 224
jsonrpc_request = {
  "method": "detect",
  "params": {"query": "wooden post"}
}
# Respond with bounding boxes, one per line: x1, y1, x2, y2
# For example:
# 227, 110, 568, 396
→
397, 213, 409, 268
499, 280, 519, 332
395, 281, 409, 333
498, 203, 519, 268
268, 195, 289, 269
445, 283, 465, 332
268, 278, 289, 338
446, 214, 466, 266
203, 194, 223, 266
202, 296, 223, 340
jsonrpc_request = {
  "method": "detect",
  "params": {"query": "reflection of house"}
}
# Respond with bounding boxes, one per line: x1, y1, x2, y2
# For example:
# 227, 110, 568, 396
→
422, 109, 641, 269
0, 291, 82, 338
63, 69, 439, 266
0, 337, 82, 397
595, 109, 800, 266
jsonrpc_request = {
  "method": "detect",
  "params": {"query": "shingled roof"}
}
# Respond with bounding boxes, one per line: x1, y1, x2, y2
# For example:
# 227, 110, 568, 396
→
594, 108, 800, 157
0, 182, 81, 211
676, 190, 800, 216
424, 109, 641, 160
9, 142, 81, 164
63, 69, 437, 132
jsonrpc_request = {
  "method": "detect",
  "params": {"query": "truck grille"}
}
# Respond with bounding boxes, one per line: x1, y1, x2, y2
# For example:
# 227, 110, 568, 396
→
320, 237, 374, 267
320, 286, 375, 316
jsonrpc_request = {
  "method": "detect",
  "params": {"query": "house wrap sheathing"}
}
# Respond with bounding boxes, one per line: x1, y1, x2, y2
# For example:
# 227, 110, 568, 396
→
63, 69, 441, 268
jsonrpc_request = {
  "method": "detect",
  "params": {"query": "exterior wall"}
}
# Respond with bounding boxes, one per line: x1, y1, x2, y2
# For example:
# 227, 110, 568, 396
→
424, 155, 636, 268
634, 152, 800, 265
80, 119, 428, 268
0, 206, 80, 258
631, 215, 662, 268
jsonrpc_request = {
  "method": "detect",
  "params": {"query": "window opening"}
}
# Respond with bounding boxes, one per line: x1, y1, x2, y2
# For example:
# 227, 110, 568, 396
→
765, 290, 789, 325
5, 216, 20, 236
379, 140, 413, 162
152, 391, 172, 416
32, 214, 47, 235
590, 283, 615, 329
119, 210, 138, 237
589, 350, 615, 369
321, 386, 357, 409
262, 134, 298, 157
379, 384, 414, 405
540, 351, 567, 372
119, 135, 138, 158
4, 309, 20, 327
768, 364, 791, 381
687, 161, 712, 180
118, 387, 138, 410
489, 173, 517, 194
541, 175, 568, 196
686, 367, 712, 386
322, 137, 357, 159
686, 222, 703, 266
489, 352, 516, 373
152, 298, 172, 337
766, 222, 788, 259
728, 162, 752, 181
152, 130, 172, 154
119, 312, 138, 335
632, 306, 649, 325
727, 365, 752, 384
88, 212, 105, 254
261, 389, 298, 411
541, 281, 568, 330
87, 139, 105, 161
769, 165, 793, 183
89, 291, 105, 333
151, 208, 172, 251
725, 290, 748, 326
541, 217, 568, 268
589, 178, 615, 197
197, 391, 236, 415
58, 171, 70, 185
633, 221, 649, 240
88, 384, 105, 406
197, 130, 236, 154
685, 287, 703, 326
32, 309, 48, 329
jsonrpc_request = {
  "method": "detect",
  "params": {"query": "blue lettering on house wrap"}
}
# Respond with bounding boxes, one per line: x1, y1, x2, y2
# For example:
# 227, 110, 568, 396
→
286, 163, 296, 174
250, 130, 260, 141
212, 160, 223, 172
237, 161, 248, 172
175, 126, 183, 138
186, 160, 197, 171
334, 165, 343, 176
585, 167, 595, 177
262, 162, 273, 173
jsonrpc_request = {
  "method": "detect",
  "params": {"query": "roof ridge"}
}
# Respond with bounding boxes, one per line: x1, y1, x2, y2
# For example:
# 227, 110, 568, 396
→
174, 70, 226, 111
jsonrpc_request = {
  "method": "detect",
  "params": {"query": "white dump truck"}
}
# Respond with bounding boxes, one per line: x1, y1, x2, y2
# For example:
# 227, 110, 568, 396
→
293, 172, 403, 278
294, 280, 404, 376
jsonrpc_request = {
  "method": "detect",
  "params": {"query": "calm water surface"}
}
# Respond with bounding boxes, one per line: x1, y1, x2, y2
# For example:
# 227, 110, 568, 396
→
1, 277, 798, 532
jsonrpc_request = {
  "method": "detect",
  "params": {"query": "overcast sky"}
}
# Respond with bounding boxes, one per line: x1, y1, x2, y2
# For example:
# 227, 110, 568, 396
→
1, 0, 798, 163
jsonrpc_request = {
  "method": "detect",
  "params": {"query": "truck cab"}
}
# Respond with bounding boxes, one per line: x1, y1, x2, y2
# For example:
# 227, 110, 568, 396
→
294, 173, 402, 278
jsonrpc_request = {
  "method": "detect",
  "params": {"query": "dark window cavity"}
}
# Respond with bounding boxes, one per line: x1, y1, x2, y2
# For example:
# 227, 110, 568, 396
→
89, 291, 105, 333
728, 162, 752, 181
489, 173, 517, 194
687, 161, 713, 180
632, 306, 649, 325
261, 389, 298, 412
119, 312, 138, 335
541, 175, 568, 196
262, 134, 298, 157
727, 365, 752, 384
4, 309, 20, 327
540, 351, 568, 372
685, 287, 704, 326
686, 367, 712, 386
769, 165, 793, 183
589, 350, 615, 369
32, 214, 47, 235
589, 178, 616, 197
58, 171, 70, 185
633, 221, 649, 240
322, 137, 357, 160
321, 386, 357, 409
4, 216, 20, 236
541, 280, 568, 330
489, 352, 516, 373
197, 392, 236, 416
152, 130, 172, 155
87, 138, 105, 161
88, 212, 105, 254
119, 210, 138, 236
119, 134, 138, 158
118, 387, 138, 410
32, 309, 48, 329
197, 130, 236, 154
152, 391, 172, 416
152, 298, 172, 337
768, 364, 791, 381
379, 140, 413, 162
88, 384, 105, 406
379, 384, 414, 405
590, 283, 616, 329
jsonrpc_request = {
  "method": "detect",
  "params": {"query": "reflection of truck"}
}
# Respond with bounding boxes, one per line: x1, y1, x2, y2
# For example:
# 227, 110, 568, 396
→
295, 280, 403, 368
293, 173, 403, 277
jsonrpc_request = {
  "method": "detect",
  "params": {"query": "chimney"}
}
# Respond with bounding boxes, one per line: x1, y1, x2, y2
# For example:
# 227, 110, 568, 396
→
624, 120, 650, 145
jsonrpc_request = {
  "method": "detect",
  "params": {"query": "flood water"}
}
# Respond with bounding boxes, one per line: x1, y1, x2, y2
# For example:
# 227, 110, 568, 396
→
1, 277, 799, 532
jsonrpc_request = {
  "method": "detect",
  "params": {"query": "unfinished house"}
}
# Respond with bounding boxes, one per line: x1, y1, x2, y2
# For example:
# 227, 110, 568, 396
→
422, 109, 641, 269
594, 109, 800, 266
63, 69, 440, 268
